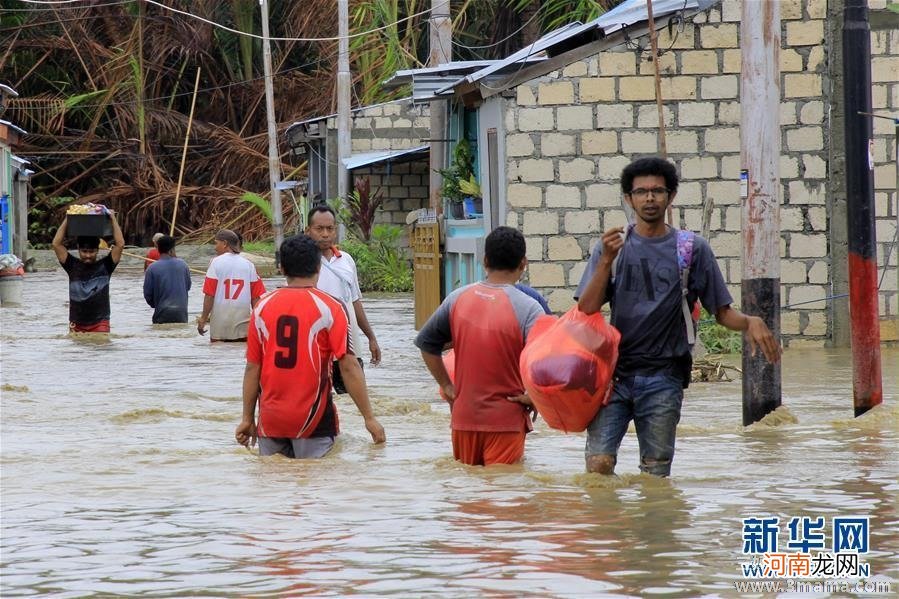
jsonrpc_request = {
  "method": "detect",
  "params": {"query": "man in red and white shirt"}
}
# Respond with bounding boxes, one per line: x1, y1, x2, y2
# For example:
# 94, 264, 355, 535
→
197, 229, 266, 342
305, 206, 381, 393
235, 234, 386, 458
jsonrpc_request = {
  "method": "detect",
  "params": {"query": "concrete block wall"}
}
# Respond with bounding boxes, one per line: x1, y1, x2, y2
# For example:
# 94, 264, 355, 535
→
352, 158, 430, 233
326, 99, 430, 152
868, 2, 899, 330
325, 99, 431, 244
506, 0, 898, 346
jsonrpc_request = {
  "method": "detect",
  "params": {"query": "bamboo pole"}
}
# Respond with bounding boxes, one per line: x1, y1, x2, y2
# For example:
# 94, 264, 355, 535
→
121, 250, 207, 275
644, 0, 672, 224
169, 68, 201, 237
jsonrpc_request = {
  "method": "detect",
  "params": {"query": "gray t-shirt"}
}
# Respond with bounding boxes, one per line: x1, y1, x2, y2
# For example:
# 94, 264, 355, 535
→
575, 228, 733, 383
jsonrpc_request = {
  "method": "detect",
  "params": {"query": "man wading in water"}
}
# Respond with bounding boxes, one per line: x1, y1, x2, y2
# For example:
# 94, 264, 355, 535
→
235, 234, 385, 458
575, 156, 781, 477
415, 226, 544, 466
197, 229, 266, 342
305, 205, 381, 393
52, 212, 125, 333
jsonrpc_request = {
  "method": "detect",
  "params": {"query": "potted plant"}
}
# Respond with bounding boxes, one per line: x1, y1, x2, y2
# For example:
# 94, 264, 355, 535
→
458, 174, 482, 217
438, 138, 478, 220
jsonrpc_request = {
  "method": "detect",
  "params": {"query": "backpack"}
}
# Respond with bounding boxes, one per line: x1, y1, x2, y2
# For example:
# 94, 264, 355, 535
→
610, 224, 697, 346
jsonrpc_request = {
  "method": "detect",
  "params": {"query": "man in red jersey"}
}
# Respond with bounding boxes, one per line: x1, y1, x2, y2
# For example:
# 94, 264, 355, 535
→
235, 234, 386, 458
415, 226, 544, 466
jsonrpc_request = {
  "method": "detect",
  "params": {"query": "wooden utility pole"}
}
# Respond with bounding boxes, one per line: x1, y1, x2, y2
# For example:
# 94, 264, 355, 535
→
740, 0, 782, 425
429, 0, 451, 212
260, 0, 284, 264
337, 0, 351, 204
842, 0, 883, 416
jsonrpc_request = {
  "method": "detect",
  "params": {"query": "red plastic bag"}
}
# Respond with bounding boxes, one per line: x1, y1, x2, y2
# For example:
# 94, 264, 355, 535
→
519, 307, 620, 433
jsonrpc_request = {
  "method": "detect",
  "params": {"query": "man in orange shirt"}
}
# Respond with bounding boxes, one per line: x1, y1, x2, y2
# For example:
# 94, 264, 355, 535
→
235, 234, 385, 458
415, 226, 543, 466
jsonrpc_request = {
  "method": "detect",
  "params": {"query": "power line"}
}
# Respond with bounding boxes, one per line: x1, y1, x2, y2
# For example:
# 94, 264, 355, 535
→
8, 54, 336, 110
451, 3, 546, 52
14, 0, 442, 43
140, 0, 441, 42
2, 0, 129, 10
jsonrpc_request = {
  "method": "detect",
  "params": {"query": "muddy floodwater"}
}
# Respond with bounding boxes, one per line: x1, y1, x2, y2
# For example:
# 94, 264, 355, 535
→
2, 268, 897, 597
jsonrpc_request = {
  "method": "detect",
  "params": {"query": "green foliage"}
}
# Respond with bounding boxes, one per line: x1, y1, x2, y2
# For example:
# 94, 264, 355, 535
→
504, 0, 614, 31
243, 240, 275, 255
240, 192, 274, 223
697, 310, 742, 354
439, 138, 476, 204
340, 225, 413, 292
28, 196, 73, 246
350, 0, 426, 104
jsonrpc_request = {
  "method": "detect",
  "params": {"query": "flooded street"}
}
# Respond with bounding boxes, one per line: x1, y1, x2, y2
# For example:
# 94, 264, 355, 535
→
2, 267, 898, 597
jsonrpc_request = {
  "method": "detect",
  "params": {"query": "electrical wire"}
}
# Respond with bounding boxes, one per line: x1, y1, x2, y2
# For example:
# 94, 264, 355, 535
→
1, 0, 129, 10
125, 0, 441, 43
451, 4, 546, 52
9, 0, 439, 42
8, 53, 336, 111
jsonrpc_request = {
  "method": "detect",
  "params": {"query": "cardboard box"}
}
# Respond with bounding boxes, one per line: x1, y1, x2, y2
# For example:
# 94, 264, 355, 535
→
67, 214, 112, 237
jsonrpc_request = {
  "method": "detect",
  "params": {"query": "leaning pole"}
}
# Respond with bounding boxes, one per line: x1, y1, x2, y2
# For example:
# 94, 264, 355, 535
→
740, 0, 782, 425
842, 0, 883, 416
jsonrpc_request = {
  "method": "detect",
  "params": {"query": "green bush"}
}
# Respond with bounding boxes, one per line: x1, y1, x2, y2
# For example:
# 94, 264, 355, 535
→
340, 225, 413, 292
697, 309, 742, 354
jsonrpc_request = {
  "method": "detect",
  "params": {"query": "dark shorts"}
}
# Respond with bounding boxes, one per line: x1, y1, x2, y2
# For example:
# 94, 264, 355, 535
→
331, 357, 364, 394
258, 436, 335, 459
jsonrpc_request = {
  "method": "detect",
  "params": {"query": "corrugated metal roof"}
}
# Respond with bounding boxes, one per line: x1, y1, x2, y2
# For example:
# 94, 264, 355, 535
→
441, 0, 719, 94
385, 59, 548, 103
0, 119, 27, 136
383, 61, 498, 88
343, 145, 429, 171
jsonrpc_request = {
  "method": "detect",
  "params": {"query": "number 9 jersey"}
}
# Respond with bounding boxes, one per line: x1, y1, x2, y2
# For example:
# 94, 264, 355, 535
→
247, 287, 353, 439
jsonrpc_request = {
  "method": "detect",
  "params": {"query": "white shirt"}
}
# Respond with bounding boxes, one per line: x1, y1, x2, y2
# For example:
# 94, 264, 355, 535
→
316, 248, 362, 355
203, 252, 264, 340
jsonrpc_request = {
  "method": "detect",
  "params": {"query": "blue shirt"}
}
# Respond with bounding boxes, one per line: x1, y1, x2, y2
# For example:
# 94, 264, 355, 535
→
143, 255, 191, 323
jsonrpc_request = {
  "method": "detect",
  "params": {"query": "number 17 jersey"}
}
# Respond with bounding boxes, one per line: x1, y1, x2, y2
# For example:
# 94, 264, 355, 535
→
247, 287, 351, 439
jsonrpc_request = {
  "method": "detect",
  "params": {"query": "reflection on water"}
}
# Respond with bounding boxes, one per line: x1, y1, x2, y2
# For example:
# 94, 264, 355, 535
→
2, 270, 898, 596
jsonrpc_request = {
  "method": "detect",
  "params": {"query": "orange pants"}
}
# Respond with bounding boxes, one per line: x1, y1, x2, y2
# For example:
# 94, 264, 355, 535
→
452, 430, 526, 466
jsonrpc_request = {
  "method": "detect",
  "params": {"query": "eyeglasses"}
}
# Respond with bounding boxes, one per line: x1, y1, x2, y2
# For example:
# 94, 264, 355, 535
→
310, 225, 336, 233
629, 187, 670, 199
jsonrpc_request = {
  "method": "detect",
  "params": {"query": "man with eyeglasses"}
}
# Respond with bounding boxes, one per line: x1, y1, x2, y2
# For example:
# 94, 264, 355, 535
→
305, 205, 381, 394
575, 156, 780, 477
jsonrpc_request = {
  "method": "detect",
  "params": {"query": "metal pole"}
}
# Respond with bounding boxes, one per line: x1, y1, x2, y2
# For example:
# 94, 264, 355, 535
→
842, 0, 883, 416
337, 0, 351, 205
740, 0, 782, 426
429, 0, 451, 213
260, 0, 284, 265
